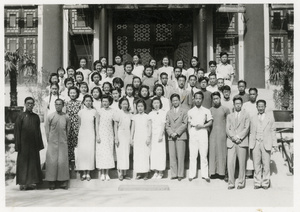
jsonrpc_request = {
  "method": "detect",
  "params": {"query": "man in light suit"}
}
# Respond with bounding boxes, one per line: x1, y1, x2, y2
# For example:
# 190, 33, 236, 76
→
226, 97, 250, 189
173, 75, 192, 110
166, 93, 188, 181
159, 72, 175, 99
249, 100, 278, 189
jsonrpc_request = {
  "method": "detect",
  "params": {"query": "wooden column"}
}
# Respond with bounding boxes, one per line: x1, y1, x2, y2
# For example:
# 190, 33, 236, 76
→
197, 5, 207, 70
99, 6, 108, 58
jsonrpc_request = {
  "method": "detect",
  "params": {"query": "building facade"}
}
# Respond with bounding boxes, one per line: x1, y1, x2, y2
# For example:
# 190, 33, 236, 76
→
4, 4, 294, 88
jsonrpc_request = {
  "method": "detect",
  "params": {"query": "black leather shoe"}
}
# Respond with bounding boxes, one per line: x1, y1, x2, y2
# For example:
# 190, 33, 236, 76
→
189, 178, 193, 182
254, 186, 261, 189
171, 177, 178, 180
203, 178, 210, 183
262, 185, 269, 190
237, 185, 245, 189
228, 186, 235, 190
49, 187, 55, 190
178, 177, 183, 181
224, 176, 228, 183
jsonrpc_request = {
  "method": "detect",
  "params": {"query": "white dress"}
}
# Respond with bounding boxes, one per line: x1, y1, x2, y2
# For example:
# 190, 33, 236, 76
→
114, 110, 132, 170
149, 110, 167, 171
132, 64, 144, 79
96, 107, 115, 169
75, 108, 97, 170
132, 113, 150, 173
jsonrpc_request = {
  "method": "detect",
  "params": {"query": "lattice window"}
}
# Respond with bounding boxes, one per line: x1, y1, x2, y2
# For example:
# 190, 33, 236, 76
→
134, 48, 151, 65
24, 38, 37, 63
6, 9, 20, 33
134, 24, 150, 42
116, 36, 128, 61
271, 36, 284, 57
156, 24, 172, 42
215, 13, 236, 33
116, 24, 127, 30
23, 9, 37, 33
178, 23, 192, 43
71, 9, 93, 34
6, 38, 19, 52
270, 10, 284, 30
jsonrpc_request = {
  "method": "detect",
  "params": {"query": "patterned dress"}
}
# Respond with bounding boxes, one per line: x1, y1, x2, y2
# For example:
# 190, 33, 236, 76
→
66, 100, 82, 161
96, 107, 115, 169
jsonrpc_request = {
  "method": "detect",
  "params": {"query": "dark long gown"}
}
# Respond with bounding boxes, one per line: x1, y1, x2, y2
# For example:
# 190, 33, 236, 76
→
209, 105, 230, 176
14, 110, 44, 185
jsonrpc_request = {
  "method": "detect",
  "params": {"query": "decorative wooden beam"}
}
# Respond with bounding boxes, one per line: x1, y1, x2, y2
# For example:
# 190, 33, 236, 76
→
271, 4, 294, 9
63, 5, 89, 9
216, 4, 246, 13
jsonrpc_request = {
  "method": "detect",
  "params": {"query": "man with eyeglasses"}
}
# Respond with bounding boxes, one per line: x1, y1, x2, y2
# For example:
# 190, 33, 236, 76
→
205, 61, 221, 79
14, 97, 44, 190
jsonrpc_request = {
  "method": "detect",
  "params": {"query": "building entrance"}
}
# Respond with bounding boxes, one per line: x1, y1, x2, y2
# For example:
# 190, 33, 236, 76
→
113, 10, 193, 68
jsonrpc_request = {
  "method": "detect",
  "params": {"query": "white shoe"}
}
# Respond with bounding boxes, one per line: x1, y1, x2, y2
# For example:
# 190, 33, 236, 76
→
105, 174, 110, 181
101, 174, 105, 181
157, 174, 163, 179
152, 173, 158, 179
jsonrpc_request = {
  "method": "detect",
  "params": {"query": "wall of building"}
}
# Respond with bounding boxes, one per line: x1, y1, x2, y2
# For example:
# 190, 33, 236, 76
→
42, 5, 63, 73
244, 4, 265, 88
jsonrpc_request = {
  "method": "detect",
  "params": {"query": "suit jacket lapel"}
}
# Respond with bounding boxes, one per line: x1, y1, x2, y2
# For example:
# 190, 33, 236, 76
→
261, 114, 270, 131
236, 110, 245, 129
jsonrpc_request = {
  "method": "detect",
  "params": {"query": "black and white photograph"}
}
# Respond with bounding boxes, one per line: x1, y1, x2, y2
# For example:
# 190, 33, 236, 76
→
2, 0, 297, 210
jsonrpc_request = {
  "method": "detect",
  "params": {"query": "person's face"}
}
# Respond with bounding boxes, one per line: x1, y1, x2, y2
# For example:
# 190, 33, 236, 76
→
150, 60, 156, 67
137, 103, 145, 113
107, 68, 114, 77
25, 99, 34, 112
200, 80, 207, 89
223, 89, 231, 99
177, 60, 184, 68
234, 100, 243, 112
67, 69, 75, 77
95, 63, 102, 70
102, 98, 110, 108
121, 100, 129, 111
126, 86, 133, 97
80, 59, 86, 68
51, 76, 58, 84
55, 100, 64, 112
155, 87, 163, 97
103, 84, 111, 94
212, 95, 221, 107
162, 57, 169, 66
209, 76, 217, 86
194, 94, 203, 107
80, 85, 88, 94
141, 88, 148, 97
160, 75, 168, 85
189, 77, 197, 87
115, 56, 122, 64
249, 90, 258, 103
69, 89, 78, 100
93, 75, 100, 83
191, 58, 198, 67
92, 89, 100, 99
209, 64, 217, 72
101, 58, 107, 66
174, 68, 182, 78
125, 64, 133, 73
58, 70, 65, 77
152, 100, 160, 110
84, 97, 92, 108
112, 90, 120, 101
133, 79, 141, 88
197, 70, 204, 78
101, 68, 107, 74
76, 75, 83, 83
257, 102, 266, 114
133, 55, 140, 64
238, 82, 246, 93
66, 81, 73, 89
114, 83, 121, 88
217, 79, 224, 89
178, 77, 186, 89
145, 67, 153, 77
221, 55, 228, 64
171, 97, 180, 108
51, 86, 59, 95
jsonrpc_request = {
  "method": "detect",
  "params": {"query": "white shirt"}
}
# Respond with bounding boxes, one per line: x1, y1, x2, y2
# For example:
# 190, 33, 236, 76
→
76, 67, 92, 84
206, 85, 218, 93
132, 64, 144, 79
243, 101, 257, 117
188, 106, 213, 126
186, 86, 200, 94
216, 63, 234, 80
126, 96, 135, 114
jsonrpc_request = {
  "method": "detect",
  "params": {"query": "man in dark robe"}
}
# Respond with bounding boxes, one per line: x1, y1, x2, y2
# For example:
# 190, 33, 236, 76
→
14, 97, 44, 190
45, 99, 70, 190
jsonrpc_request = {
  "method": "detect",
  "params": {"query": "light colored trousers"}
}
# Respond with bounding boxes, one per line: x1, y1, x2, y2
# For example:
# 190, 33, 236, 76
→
252, 141, 271, 187
188, 128, 208, 179
168, 139, 186, 178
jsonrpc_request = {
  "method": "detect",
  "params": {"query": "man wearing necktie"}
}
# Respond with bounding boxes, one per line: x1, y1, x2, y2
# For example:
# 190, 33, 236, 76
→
249, 100, 278, 189
226, 97, 250, 189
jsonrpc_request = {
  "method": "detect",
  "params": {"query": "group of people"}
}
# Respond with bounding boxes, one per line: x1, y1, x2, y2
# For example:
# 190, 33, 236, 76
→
14, 51, 278, 191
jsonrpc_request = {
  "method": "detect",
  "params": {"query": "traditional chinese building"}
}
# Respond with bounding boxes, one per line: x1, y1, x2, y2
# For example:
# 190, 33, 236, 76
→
4, 4, 294, 88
